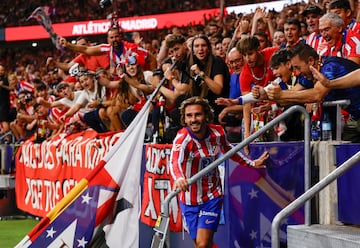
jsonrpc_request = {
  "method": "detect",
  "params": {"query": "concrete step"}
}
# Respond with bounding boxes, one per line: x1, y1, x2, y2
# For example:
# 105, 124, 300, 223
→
287, 224, 360, 248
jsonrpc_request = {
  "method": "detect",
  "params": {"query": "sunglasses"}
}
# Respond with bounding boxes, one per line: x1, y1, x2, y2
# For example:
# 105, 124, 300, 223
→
127, 56, 137, 65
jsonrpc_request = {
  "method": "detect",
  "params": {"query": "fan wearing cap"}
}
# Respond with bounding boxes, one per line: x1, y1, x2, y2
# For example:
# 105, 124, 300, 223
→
328, 0, 360, 34
97, 54, 154, 130
302, 5, 327, 54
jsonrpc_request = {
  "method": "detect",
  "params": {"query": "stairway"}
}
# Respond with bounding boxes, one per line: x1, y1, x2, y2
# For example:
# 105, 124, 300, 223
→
287, 224, 360, 248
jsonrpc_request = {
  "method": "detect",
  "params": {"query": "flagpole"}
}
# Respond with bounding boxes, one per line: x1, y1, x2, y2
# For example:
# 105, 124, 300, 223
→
101, 59, 178, 163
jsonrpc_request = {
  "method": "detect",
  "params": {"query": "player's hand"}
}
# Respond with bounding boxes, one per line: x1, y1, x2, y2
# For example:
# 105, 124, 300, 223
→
173, 177, 189, 192
215, 97, 238, 106
243, 145, 250, 155
252, 151, 269, 169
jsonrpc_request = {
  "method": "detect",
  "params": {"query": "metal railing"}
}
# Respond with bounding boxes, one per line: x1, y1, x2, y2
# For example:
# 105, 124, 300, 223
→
0, 131, 14, 144
271, 150, 360, 248
151, 105, 311, 248
322, 99, 350, 141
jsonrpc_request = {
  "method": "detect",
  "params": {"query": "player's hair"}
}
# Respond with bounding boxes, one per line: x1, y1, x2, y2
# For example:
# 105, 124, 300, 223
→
179, 96, 214, 126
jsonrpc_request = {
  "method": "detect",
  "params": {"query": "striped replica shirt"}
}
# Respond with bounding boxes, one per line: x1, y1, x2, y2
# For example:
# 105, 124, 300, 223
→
306, 32, 326, 55
170, 124, 254, 206
99, 41, 149, 69
318, 29, 360, 58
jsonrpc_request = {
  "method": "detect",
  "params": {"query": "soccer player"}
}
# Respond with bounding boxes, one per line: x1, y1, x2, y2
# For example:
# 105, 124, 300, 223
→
170, 96, 269, 248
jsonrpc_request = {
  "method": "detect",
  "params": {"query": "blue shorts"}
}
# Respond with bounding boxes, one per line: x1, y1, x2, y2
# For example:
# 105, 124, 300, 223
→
180, 197, 222, 240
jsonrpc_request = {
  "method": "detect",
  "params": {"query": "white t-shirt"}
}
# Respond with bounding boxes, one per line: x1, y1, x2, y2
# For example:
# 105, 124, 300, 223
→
76, 82, 106, 113
59, 91, 83, 108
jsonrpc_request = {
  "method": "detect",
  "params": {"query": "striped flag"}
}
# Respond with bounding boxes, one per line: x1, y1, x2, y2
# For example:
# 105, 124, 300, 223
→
16, 98, 150, 247
27, 6, 61, 50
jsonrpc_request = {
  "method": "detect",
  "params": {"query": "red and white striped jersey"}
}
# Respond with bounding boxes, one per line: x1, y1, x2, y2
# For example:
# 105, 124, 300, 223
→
170, 124, 254, 205
306, 32, 327, 55
318, 29, 360, 58
99, 41, 148, 69
348, 19, 360, 34
18, 79, 35, 93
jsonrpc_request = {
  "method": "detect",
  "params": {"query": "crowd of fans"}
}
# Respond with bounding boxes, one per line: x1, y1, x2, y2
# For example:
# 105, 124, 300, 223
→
0, 0, 273, 27
1, 0, 360, 148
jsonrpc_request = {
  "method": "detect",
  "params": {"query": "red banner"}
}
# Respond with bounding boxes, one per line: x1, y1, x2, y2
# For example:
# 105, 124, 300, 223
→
15, 130, 122, 217
140, 144, 183, 232
5, 8, 221, 41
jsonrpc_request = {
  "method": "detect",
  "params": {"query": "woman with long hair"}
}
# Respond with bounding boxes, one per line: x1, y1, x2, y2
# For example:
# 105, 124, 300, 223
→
188, 34, 230, 123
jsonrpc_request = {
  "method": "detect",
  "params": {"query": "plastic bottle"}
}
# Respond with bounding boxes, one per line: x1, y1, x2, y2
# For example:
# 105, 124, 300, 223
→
321, 113, 332, 141
311, 119, 321, 141
311, 103, 321, 141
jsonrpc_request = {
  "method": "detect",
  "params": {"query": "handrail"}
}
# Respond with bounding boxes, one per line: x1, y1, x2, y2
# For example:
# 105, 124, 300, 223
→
0, 131, 14, 144
322, 99, 350, 141
153, 105, 310, 247
271, 150, 360, 248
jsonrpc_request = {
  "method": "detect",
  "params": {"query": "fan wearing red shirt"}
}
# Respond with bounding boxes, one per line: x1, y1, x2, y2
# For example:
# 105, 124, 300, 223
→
237, 36, 278, 153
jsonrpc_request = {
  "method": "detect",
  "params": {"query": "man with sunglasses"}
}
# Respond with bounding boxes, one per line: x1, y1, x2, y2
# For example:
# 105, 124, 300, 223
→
58, 26, 156, 79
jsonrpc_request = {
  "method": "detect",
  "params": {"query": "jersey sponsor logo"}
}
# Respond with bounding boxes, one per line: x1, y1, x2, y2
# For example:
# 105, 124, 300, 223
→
199, 210, 218, 217
199, 157, 216, 176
